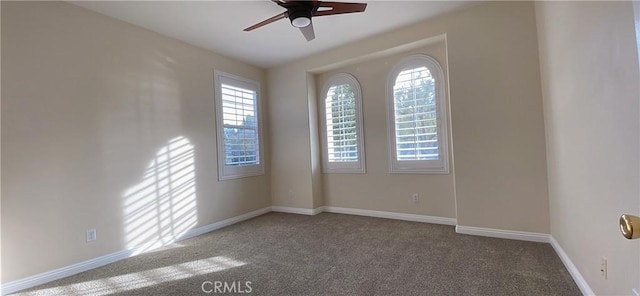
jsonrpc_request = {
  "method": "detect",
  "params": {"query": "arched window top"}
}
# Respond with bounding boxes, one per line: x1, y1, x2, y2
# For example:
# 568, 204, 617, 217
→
395, 66, 433, 86
386, 54, 449, 173
319, 72, 366, 173
321, 73, 361, 97
388, 54, 444, 87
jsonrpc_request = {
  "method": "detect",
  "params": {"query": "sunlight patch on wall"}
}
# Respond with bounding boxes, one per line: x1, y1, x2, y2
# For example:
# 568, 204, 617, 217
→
123, 136, 198, 255
16, 256, 245, 296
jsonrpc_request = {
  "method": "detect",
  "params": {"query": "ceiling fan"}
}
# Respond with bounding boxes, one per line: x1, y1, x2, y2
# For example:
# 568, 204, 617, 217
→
244, 0, 367, 41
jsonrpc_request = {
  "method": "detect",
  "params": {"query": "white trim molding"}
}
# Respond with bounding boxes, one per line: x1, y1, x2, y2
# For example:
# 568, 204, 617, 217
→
455, 225, 550, 243
177, 206, 271, 241
271, 206, 323, 215
1, 249, 134, 296
311, 207, 324, 215
269, 206, 457, 226
323, 206, 457, 225
0, 206, 272, 296
549, 236, 595, 296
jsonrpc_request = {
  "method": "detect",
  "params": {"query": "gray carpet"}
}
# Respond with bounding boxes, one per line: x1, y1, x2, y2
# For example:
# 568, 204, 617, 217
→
15, 212, 581, 295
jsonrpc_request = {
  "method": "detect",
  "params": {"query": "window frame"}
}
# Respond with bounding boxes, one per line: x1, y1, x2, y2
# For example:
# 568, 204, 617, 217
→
386, 54, 450, 174
319, 73, 366, 173
214, 70, 265, 180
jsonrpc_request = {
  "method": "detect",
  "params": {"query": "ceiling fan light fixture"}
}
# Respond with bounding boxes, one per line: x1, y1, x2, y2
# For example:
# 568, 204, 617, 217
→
289, 10, 312, 28
291, 16, 311, 28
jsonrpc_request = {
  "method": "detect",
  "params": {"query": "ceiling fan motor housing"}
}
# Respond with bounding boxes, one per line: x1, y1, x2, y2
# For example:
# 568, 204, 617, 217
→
288, 8, 313, 28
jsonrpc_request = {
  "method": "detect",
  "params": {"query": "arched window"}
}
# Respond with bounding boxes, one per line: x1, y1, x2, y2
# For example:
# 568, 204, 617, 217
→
320, 73, 366, 173
387, 55, 449, 173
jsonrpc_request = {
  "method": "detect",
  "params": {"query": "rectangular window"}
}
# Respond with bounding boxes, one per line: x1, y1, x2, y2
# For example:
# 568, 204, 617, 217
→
214, 71, 264, 180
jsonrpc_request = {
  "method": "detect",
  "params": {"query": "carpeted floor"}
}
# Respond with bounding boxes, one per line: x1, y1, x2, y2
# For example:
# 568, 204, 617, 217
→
15, 212, 581, 295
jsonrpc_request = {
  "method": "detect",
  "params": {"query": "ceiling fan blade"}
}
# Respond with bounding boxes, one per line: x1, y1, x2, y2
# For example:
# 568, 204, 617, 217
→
313, 1, 366, 17
272, 0, 288, 9
244, 12, 287, 31
300, 22, 315, 41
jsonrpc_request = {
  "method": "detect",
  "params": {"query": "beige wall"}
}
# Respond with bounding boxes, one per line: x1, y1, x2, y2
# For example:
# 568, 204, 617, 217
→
315, 41, 456, 218
447, 2, 548, 233
1, 1, 270, 283
267, 67, 314, 209
536, 1, 640, 294
307, 73, 325, 209
268, 1, 549, 233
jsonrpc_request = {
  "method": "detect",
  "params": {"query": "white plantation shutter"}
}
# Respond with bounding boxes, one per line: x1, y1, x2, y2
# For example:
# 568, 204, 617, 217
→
320, 73, 366, 173
221, 84, 259, 166
325, 84, 358, 162
387, 55, 449, 173
393, 67, 439, 161
215, 71, 264, 180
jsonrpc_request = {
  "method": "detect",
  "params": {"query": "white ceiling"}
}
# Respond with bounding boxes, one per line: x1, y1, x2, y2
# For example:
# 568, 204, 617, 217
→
70, 1, 478, 68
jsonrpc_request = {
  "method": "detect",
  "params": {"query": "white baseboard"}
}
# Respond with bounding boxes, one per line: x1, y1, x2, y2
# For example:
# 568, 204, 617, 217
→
323, 206, 457, 226
455, 225, 550, 243
270, 205, 457, 227
0, 206, 272, 296
178, 206, 271, 240
549, 236, 595, 296
311, 206, 324, 215
1, 248, 134, 296
271, 206, 320, 215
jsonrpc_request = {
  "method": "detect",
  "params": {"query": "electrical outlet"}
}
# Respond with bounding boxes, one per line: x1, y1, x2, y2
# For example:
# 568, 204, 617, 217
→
600, 257, 607, 280
86, 229, 97, 242
412, 193, 419, 203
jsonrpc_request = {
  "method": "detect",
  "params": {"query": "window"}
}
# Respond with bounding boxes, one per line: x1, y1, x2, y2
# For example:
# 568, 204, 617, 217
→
214, 71, 264, 180
386, 55, 449, 173
319, 73, 366, 173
